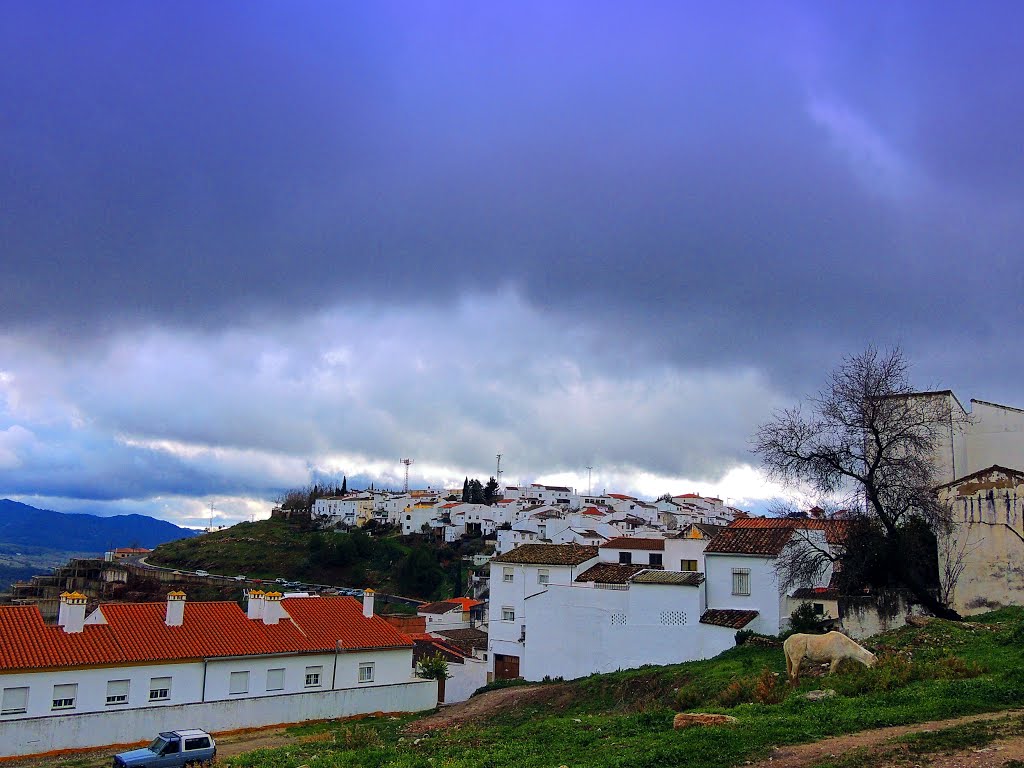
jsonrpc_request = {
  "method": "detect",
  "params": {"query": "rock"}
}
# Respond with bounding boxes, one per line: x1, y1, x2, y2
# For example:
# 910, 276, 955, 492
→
804, 689, 837, 702
673, 712, 738, 729
905, 615, 933, 628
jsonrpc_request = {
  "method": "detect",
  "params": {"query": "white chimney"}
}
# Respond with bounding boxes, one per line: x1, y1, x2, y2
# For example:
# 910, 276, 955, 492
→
262, 591, 285, 625
362, 588, 375, 618
165, 591, 186, 626
247, 589, 266, 620
57, 591, 87, 634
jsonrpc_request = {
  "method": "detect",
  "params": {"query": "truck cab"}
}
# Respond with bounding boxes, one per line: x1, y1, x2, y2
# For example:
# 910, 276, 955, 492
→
113, 729, 216, 767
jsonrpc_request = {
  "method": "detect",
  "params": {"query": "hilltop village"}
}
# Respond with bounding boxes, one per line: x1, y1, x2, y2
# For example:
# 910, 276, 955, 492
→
1, 392, 1023, 759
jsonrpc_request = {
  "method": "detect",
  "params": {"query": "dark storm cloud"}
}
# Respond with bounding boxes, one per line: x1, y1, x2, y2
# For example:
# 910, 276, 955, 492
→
3, 1, 1022, 387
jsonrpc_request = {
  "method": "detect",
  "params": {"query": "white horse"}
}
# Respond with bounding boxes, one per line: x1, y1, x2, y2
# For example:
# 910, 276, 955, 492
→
783, 631, 876, 682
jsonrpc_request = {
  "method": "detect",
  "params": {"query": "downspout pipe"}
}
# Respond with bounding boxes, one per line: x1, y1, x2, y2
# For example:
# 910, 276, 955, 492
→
332, 640, 342, 689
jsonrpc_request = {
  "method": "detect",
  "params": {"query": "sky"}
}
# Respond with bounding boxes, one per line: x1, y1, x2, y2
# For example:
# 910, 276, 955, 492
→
2, 2, 1023, 528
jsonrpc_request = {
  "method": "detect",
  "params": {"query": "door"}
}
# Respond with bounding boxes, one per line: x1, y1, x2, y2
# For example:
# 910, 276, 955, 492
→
494, 653, 520, 680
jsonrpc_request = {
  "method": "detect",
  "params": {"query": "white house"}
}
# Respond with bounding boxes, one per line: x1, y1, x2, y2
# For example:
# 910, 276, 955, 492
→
598, 537, 667, 569
524, 565, 731, 680
702, 519, 834, 636
0, 590, 434, 757
416, 598, 483, 632
487, 544, 599, 680
313, 494, 374, 527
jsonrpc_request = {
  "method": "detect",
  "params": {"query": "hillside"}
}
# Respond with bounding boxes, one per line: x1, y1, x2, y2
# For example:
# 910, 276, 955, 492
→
0, 500, 198, 591
0, 499, 198, 551
216, 610, 1024, 768
147, 518, 487, 600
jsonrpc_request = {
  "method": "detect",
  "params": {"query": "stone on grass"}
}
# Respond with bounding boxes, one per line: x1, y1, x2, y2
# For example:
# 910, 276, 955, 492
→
804, 689, 837, 702
673, 713, 738, 729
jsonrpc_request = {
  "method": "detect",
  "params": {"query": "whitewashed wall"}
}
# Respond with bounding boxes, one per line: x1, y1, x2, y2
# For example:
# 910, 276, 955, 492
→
522, 582, 728, 681
704, 554, 784, 636
0, 679, 436, 757
442, 657, 488, 704
964, 400, 1024, 477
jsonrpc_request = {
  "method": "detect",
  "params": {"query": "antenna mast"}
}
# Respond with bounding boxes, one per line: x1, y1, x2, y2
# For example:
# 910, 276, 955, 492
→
586, 467, 593, 496
208, 502, 216, 531
401, 458, 414, 493
496, 454, 503, 485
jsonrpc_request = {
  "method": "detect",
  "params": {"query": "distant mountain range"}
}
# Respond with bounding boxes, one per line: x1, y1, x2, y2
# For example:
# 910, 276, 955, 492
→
0, 499, 199, 554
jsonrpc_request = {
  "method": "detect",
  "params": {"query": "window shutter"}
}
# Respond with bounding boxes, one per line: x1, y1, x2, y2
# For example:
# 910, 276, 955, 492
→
229, 671, 249, 695
106, 679, 129, 703
266, 668, 285, 691
1, 687, 28, 714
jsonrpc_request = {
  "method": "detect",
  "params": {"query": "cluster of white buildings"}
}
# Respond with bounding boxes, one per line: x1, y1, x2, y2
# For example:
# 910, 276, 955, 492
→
313, 484, 740, 550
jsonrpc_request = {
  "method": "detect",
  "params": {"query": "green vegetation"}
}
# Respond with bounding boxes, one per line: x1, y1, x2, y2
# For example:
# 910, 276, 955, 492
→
220, 609, 1024, 768
147, 518, 487, 600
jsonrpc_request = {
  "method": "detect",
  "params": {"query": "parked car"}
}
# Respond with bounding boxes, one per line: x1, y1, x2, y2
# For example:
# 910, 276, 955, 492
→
113, 729, 216, 767
234, 574, 246, 581
274, 577, 287, 583
195, 570, 209, 577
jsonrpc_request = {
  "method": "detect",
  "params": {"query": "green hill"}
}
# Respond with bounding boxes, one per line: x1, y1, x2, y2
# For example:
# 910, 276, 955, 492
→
147, 518, 486, 600
221, 610, 1024, 768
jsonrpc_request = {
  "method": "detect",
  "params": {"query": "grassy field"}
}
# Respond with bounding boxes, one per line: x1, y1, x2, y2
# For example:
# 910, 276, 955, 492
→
219, 609, 1024, 768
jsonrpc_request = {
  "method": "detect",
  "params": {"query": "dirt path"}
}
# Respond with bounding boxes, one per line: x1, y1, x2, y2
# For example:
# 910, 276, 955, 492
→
751, 709, 1024, 768
406, 684, 572, 734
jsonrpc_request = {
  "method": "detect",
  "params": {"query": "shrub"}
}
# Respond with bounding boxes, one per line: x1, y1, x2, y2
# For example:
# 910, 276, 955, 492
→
789, 602, 829, 634
735, 629, 754, 646
753, 667, 786, 705
717, 677, 755, 707
674, 682, 707, 711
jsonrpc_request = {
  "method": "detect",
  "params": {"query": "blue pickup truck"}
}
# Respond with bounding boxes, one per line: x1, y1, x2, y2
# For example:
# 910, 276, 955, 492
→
113, 729, 216, 767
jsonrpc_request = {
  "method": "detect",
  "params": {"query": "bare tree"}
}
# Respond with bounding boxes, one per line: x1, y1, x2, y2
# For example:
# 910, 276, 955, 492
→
753, 347, 965, 620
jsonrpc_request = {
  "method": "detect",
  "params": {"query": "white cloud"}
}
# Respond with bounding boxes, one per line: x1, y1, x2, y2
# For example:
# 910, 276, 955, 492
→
0, 291, 791, 523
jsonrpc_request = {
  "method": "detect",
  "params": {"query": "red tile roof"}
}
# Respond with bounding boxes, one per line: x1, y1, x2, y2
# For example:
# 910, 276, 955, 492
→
700, 609, 758, 629
575, 563, 647, 584
728, 516, 848, 545
0, 596, 411, 672
703, 526, 796, 556
607, 493, 635, 500
417, 601, 462, 615
448, 597, 482, 610
599, 537, 665, 551
581, 506, 605, 516
491, 543, 598, 565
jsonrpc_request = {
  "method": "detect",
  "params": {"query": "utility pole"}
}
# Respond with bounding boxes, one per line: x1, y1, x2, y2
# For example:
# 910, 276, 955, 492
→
208, 502, 216, 531
586, 467, 593, 496
401, 458, 414, 493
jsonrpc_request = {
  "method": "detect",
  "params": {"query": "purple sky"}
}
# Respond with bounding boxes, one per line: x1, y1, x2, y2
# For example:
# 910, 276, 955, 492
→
2, 2, 1023, 526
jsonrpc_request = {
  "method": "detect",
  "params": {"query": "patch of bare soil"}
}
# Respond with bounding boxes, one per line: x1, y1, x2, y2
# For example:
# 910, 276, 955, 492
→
751, 710, 1024, 768
405, 683, 574, 734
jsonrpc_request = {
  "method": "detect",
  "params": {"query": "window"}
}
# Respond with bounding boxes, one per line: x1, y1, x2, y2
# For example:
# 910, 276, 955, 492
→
618, 551, 632, 564
105, 679, 129, 705
649, 553, 663, 567
537, 568, 549, 585
305, 666, 323, 687
51, 683, 77, 710
813, 602, 825, 616
503, 567, 514, 583
266, 668, 285, 692
229, 670, 250, 695
184, 737, 211, 750
538, 525, 546, 538
501, 606, 515, 622
732, 568, 751, 596
149, 676, 171, 701
1, 687, 28, 715
358, 662, 375, 683
681, 559, 698, 571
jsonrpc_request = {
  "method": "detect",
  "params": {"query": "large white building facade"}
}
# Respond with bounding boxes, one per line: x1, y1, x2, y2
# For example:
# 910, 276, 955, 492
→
0, 590, 434, 757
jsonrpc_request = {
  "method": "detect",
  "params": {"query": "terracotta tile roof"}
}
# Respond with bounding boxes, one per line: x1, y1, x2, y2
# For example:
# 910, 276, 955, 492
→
630, 570, 704, 586
0, 596, 411, 672
607, 493, 635, 500
0, 607, 123, 669
281, 596, 412, 651
792, 587, 840, 600
599, 537, 665, 551
491, 543, 598, 566
575, 563, 647, 584
417, 601, 462, 615
700, 609, 758, 629
703, 526, 796, 556
410, 635, 470, 664
434, 628, 488, 654
581, 506, 605, 516
448, 597, 482, 610
728, 516, 848, 546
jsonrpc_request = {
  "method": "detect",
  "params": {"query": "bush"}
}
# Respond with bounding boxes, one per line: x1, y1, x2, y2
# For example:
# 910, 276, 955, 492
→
753, 667, 786, 705
674, 682, 707, 711
735, 629, 754, 645
717, 677, 755, 707
789, 602, 829, 634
